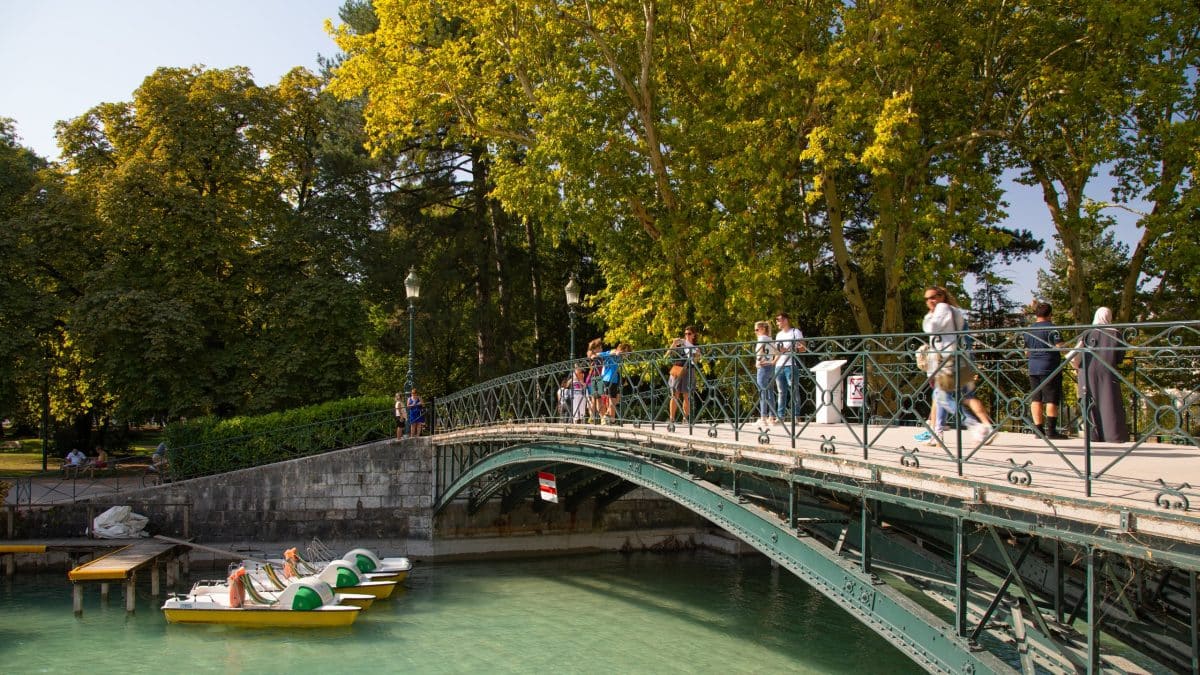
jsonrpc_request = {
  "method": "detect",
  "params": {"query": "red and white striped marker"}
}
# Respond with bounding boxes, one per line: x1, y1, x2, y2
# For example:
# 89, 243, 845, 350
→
538, 472, 558, 503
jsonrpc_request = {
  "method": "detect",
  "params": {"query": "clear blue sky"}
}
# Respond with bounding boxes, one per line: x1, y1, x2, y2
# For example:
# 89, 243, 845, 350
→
0, 0, 1140, 305
0, 0, 344, 159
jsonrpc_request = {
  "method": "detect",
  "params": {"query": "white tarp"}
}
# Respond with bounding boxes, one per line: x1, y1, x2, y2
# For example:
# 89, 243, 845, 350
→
92, 505, 150, 539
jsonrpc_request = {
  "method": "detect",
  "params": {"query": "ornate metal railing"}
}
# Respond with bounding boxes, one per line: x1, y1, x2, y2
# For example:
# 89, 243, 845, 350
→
435, 320, 1200, 505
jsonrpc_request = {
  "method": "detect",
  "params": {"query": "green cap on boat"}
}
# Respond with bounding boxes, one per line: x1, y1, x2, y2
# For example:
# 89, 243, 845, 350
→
290, 586, 322, 611
336, 566, 361, 587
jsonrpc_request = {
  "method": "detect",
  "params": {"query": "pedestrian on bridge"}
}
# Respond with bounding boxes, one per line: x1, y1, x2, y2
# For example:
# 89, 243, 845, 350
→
1023, 302, 1066, 439
597, 342, 631, 424
394, 392, 405, 440
586, 338, 605, 423
407, 388, 426, 437
667, 327, 701, 424
569, 368, 589, 423
774, 313, 806, 423
922, 286, 994, 445
1068, 307, 1128, 443
754, 320, 779, 427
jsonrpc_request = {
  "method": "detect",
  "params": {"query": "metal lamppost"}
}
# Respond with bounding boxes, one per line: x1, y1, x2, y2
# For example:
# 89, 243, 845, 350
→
565, 275, 581, 361
404, 267, 420, 396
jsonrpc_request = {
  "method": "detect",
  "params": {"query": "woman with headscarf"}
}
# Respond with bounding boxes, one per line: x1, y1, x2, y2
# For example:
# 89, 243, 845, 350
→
1069, 307, 1128, 442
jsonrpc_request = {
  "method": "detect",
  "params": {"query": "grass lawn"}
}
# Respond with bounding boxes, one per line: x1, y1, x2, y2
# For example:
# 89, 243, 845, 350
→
0, 452, 51, 476
0, 429, 164, 477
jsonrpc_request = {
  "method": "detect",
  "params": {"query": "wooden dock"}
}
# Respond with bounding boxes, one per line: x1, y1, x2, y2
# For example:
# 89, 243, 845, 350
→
66, 539, 189, 614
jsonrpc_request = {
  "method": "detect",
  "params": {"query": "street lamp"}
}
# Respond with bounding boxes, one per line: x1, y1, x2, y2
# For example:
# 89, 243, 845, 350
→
564, 275, 581, 361
404, 267, 420, 396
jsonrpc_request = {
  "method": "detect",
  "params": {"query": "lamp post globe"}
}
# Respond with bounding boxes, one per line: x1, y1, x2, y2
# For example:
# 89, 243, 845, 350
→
565, 275, 580, 361
404, 268, 420, 396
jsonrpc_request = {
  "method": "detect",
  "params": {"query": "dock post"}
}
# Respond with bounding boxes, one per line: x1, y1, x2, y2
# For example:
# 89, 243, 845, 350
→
4, 553, 13, 576
100, 582, 110, 603
151, 564, 160, 596
73, 584, 83, 617
166, 558, 177, 588
125, 572, 136, 614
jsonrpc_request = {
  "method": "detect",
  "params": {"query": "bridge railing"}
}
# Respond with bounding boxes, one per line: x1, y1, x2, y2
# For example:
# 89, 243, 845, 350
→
435, 320, 1200, 503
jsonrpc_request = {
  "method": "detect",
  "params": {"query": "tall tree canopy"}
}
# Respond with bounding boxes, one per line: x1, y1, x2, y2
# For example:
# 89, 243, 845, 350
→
52, 66, 375, 421
4, 0, 1196, 439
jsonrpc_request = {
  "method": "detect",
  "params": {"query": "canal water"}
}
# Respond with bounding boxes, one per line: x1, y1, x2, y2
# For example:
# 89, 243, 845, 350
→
1, 550, 921, 674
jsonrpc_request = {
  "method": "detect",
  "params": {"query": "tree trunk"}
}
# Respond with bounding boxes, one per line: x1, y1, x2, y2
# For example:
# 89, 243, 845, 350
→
823, 170, 876, 334
470, 145, 496, 379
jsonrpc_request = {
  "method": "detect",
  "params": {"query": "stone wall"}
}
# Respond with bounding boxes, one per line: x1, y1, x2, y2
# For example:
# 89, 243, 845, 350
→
9, 438, 711, 560
12, 438, 433, 544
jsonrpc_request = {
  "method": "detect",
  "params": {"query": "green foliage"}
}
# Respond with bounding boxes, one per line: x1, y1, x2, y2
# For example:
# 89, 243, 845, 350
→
163, 395, 393, 479
5, 0, 1199, 452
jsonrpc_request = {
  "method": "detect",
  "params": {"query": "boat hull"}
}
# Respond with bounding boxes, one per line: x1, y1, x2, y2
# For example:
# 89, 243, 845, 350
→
365, 570, 408, 583
163, 606, 360, 627
338, 594, 375, 609
335, 580, 396, 599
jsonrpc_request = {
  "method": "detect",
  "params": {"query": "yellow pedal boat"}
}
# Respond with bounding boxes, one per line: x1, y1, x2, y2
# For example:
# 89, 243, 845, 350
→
162, 573, 360, 627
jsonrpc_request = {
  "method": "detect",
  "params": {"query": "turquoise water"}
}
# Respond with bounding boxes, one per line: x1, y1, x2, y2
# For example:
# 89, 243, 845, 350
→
1, 551, 920, 674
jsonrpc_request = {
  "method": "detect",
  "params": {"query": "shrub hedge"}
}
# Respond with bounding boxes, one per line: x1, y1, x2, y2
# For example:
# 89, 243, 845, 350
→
163, 396, 394, 479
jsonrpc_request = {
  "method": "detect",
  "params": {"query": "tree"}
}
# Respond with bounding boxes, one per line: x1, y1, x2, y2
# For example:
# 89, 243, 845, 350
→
56, 66, 377, 418
331, 0, 1045, 347
0, 120, 94, 443
1107, 0, 1200, 322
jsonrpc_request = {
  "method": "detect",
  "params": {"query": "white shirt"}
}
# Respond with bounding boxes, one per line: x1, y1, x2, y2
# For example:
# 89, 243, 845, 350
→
66, 449, 86, 466
922, 302, 965, 353
774, 328, 804, 367
755, 334, 778, 368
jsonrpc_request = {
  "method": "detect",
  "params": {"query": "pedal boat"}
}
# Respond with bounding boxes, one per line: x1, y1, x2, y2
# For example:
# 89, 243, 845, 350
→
162, 571, 360, 627
312, 559, 397, 599
243, 562, 376, 609
277, 547, 412, 583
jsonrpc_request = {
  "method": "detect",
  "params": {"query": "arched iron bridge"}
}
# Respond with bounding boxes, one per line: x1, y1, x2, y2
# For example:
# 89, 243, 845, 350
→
428, 321, 1200, 674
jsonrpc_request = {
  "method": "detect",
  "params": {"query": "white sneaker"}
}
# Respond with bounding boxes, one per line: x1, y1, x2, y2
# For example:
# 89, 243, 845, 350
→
923, 432, 942, 447
973, 423, 995, 445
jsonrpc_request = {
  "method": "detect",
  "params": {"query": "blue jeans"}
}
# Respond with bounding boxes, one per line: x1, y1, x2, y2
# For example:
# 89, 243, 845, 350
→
756, 366, 777, 419
933, 387, 980, 433
776, 364, 800, 419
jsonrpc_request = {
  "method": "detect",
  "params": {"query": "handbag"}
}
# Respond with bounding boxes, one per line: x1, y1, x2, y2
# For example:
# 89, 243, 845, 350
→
933, 355, 975, 391
669, 364, 687, 378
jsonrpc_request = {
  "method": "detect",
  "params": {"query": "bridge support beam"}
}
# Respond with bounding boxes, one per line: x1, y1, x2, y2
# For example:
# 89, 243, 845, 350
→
1190, 570, 1198, 675
955, 517, 968, 637
860, 496, 872, 575
1087, 548, 1099, 673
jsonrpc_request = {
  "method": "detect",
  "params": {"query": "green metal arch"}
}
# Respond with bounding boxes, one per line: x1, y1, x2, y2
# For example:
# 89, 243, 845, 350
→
434, 441, 1011, 675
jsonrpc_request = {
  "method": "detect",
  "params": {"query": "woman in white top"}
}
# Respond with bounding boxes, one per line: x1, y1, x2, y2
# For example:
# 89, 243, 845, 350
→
921, 286, 994, 444
754, 321, 779, 426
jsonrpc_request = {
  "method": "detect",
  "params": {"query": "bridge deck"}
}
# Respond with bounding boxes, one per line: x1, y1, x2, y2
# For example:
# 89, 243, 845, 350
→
455, 421, 1200, 546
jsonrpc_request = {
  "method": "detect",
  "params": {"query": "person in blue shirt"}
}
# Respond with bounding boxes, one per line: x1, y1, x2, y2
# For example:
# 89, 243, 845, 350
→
597, 342, 631, 424
1023, 302, 1066, 439
407, 388, 426, 437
